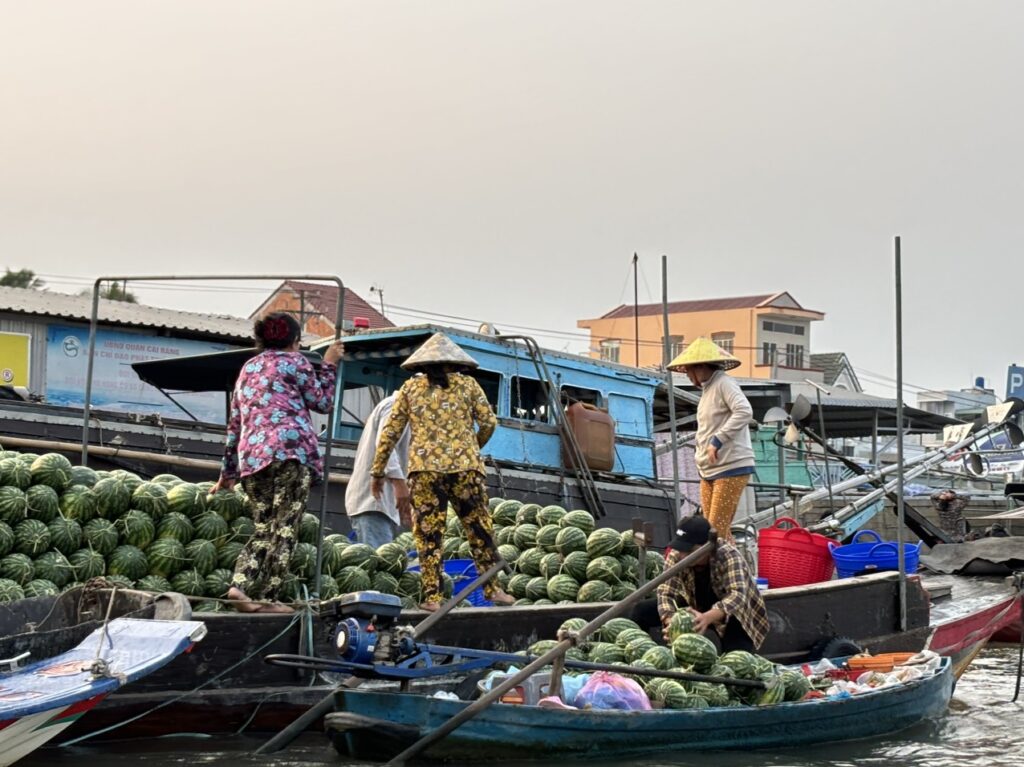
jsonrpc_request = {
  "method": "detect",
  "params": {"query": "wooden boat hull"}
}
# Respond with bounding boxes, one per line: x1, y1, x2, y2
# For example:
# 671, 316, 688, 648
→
327, 659, 954, 761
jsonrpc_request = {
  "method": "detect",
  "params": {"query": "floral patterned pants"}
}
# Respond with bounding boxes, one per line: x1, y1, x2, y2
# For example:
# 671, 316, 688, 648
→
409, 470, 500, 604
233, 460, 312, 601
700, 474, 751, 542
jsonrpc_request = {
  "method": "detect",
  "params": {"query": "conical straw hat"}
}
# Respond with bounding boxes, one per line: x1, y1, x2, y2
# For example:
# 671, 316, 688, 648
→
667, 337, 741, 372
401, 333, 479, 370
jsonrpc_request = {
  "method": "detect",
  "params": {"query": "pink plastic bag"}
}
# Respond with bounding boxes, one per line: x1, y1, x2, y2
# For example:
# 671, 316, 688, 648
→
572, 671, 651, 711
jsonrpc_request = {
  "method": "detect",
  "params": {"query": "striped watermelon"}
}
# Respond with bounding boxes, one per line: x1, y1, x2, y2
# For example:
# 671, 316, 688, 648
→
206, 489, 244, 522
230, 516, 255, 543
561, 550, 590, 581
692, 681, 730, 707
516, 547, 544, 576
715, 650, 761, 680
59, 485, 97, 523
336, 566, 372, 594
16, 453, 37, 465
298, 513, 320, 545
111, 471, 143, 493
515, 503, 541, 525
0, 458, 31, 490
371, 571, 399, 595
513, 524, 539, 550
0, 521, 12, 558
171, 568, 206, 597
29, 453, 74, 492
83, 518, 119, 556
586, 528, 623, 558
376, 543, 408, 577
152, 473, 182, 486
492, 500, 521, 526
203, 568, 234, 598
586, 555, 622, 583
0, 553, 33, 585
107, 545, 149, 581
15, 519, 50, 556
667, 610, 696, 641
69, 466, 99, 488
495, 526, 516, 546
147, 538, 187, 578
497, 543, 521, 565
33, 551, 73, 587
157, 512, 194, 544
539, 552, 563, 579
560, 510, 595, 534
441, 538, 461, 560
613, 628, 650, 649
617, 554, 640, 582
624, 636, 658, 662
558, 616, 587, 635
102, 574, 135, 589
619, 529, 639, 556
115, 509, 155, 549
48, 517, 82, 555
672, 633, 718, 672
137, 574, 173, 593
92, 477, 132, 518
554, 526, 587, 556
587, 642, 626, 664
193, 511, 229, 546
781, 669, 812, 701
528, 639, 559, 656
289, 542, 317, 579
69, 548, 106, 581
546, 574, 580, 602
597, 617, 642, 644
25, 485, 59, 523
641, 645, 676, 670
445, 513, 463, 539
131, 482, 169, 519
321, 540, 347, 575
525, 576, 548, 601
535, 524, 560, 552
337, 543, 378, 573
185, 539, 217, 576
217, 540, 244, 571
397, 571, 422, 601
0, 487, 28, 525
610, 582, 635, 600
166, 483, 206, 519
507, 573, 532, 598
537, 505, 567, 526
0, 578, 25, 603
645, 550, 665, 578
319, 574, 339, 601
456, 540, 474, 560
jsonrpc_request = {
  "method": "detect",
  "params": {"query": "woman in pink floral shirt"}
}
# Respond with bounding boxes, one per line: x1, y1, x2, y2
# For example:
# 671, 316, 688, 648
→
213, 312, 342, 613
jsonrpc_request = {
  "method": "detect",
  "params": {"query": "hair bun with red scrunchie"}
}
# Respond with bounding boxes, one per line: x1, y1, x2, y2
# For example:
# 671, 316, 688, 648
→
263, 316, 290, 342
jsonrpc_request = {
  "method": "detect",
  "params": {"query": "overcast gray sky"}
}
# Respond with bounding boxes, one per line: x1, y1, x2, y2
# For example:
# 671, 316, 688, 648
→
3, 2, 1023, 400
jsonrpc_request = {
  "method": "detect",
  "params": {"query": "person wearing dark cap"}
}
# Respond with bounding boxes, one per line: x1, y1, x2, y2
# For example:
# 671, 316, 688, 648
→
656, 515, 769, 653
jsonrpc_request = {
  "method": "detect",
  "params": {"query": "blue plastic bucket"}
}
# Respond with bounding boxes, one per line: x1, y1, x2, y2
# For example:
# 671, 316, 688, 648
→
408, 558, 492, 607
828, 530, 923, 578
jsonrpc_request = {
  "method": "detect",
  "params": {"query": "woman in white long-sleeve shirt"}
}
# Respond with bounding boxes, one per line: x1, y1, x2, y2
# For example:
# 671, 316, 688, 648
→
668, 337, 755, 539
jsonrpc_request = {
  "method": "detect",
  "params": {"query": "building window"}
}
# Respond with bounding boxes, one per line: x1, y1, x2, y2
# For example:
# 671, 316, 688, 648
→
510, 376, 549, 422
762, 320, 805, 336
761, 342, 778, 366
785, 344, 805, 368
711, 332, 734, 354
664, 335, 685, 360
599, 340, 620, 363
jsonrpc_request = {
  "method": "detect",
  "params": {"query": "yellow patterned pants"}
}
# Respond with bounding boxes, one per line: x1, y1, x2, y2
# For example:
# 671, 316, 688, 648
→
409, 470, 500, 604
700, 474, 751, 541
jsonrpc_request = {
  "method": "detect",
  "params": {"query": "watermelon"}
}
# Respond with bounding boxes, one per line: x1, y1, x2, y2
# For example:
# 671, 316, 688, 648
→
191, 600, 225, 613
619, 529, 640, 556
672, 633, 719, 672
496, 570, 510, 590
692, 681, 730, 707
528, 639, 559, 656
537, 505, 567, 526
539, 552, 564, 579
598, 617, 642, 644
716, 650, 760, 680
397, 571, 422, 601
29, 453, 74, 492
336, 566, 372, 594
757, 674, 787, 706
24, 578, 59, 598
102, 574, 135, 589
497, 544, 521, 565
667, 610, 697, 641
495, 526, 516, 546
112, 471, 143, 493
92, 477, 132, 518
442, 538, 462, 559
561, 550, 590, 581
289, 542, 317, 579
557, 616, 587, 635
614, 628, 651, 649
156, 512, 194, 544
320, 574, 340, 600
641, 645, 676, 670
617, 554, 640, 582
147, 538, 187, 578
781, 669, 812, 701
0, 487, 28, 525
0, 458, 31, 490
752, 655, 776, 677
48, 517, 82, 555
664, 685, 709, 710
576, 580, 612, 603
83, 518, 119, 556
560, 510, 595, 534
507, 573, 532, 599
16, 453, 38, 465
185, 539, 218, 576
0, 521, 13, 558
645, 550, 665, 578
115, 509, 155, 549
203, 568, 234, 598
230, 516, 255, 543
586, 528, 623, 558
337, 543, 378, 573
445, 513, 463, 539
624, 636, 658, 663
533, 598, 555, 606
207, 489, 243, 522
166, 483, 206, 519
171, 568, 206, 597
278, 574, 304, 603
0, 553, 33, 585
588, 642, 626, 664
69, 466, 99, 487
298, 513, 320, 545
513, 524, 539, 550
0, 578, 26, 603
15, 519, 50, 556
193, 511, 229, 545
34, 550, 73, 587
516, 547, 544, 576
555, 526, 588, 556
131, 482, 169, 519
152, 473, 182, 486
586, 555, 622, 583
59, 485, 97, 523
217, 541, 244, 571
371, 571, 399, 595
322, 540, 347, 576
492, 500, 521, 526
515, 503, 541, 525
488, 497, 503, 512
69, 548, 106, 581
525, 576, 548, 601
25, 485, 59, 523
107, 545, 149, 581
535, 524, 561, 552
546, 573, 580, 602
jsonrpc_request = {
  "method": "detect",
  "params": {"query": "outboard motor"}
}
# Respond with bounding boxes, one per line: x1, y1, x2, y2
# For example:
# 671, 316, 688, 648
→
326, 591, 407, 667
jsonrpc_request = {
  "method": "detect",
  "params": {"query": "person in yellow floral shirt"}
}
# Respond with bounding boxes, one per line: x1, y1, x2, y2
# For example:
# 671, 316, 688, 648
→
371, 333, 514, 611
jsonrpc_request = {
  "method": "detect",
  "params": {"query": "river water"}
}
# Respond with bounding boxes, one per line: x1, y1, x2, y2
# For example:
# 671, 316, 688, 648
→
24, 646, 1024, 767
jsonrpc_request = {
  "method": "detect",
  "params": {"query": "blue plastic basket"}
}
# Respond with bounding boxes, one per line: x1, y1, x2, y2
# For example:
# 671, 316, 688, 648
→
828, 530, 923, 578
407, 558, 492, 607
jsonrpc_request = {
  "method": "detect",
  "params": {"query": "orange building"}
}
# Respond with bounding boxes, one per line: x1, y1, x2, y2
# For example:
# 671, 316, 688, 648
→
251, 280, 393, 340
577, 292, 824, 380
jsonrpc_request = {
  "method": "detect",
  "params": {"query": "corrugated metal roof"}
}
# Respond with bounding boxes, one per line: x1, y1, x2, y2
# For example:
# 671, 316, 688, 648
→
588, 292, 821, 321
809, 352, 862, 391
0, 286, 253, 342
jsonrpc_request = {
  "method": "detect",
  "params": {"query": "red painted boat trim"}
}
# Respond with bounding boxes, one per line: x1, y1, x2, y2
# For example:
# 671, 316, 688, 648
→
40, 694, 107, 730
929, 594, 1022, 656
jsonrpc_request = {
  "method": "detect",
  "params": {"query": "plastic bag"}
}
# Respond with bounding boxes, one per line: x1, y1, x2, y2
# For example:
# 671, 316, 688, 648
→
572, 671, 651, 711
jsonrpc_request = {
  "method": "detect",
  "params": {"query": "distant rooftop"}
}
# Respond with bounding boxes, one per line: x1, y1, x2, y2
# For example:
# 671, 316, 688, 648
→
0, 285, 253, 342
251, 280, 393, 330
583, 291, 823, 322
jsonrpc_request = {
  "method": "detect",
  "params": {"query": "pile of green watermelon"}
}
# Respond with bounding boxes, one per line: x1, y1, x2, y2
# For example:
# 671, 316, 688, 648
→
0, 449, 342, 612
526, 614, 812, 709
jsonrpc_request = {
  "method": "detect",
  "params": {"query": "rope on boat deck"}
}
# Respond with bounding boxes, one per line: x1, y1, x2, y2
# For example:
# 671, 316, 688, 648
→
59, 608, 307, 747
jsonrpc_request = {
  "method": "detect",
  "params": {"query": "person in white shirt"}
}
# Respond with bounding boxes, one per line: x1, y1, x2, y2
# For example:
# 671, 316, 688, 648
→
345, 393, 411, 548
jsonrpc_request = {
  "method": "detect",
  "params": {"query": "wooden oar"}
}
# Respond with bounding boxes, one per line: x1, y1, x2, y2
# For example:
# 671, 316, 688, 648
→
385, 537, 717, 766
255, 559, 507, 755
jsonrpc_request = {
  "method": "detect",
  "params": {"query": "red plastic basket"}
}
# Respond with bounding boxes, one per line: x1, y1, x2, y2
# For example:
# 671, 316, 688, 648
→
757, 517, 836, 588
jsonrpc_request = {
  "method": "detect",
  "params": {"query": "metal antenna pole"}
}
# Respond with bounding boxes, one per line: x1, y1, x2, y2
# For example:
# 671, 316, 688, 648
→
660, 255, 682, 521
895, 236, 908, 632
804, 378, 835, 515
633, 253, 640, 367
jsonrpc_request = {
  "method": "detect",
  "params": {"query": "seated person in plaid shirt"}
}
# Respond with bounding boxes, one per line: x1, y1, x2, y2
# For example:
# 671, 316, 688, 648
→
656, 515, 769, 653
